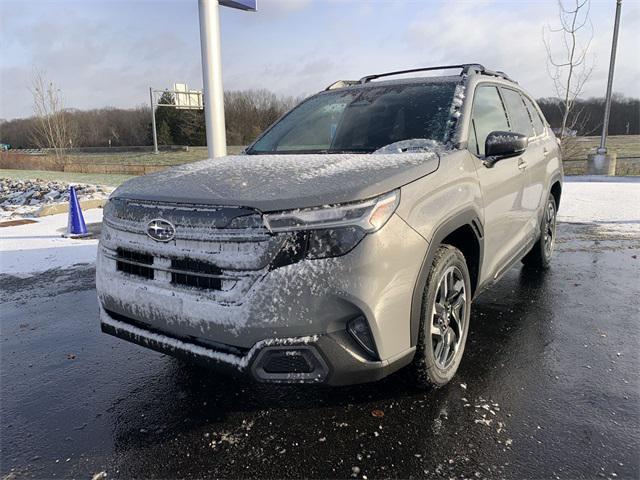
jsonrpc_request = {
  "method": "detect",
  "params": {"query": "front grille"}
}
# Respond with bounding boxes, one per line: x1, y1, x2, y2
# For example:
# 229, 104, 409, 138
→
116, 248, 154, 279
171, 258, 223, 290
263, 351, 314, 374
110, 248, 231, 291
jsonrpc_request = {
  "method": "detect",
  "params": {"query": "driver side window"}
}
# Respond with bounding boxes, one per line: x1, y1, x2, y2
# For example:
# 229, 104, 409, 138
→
469, 86, 510, 156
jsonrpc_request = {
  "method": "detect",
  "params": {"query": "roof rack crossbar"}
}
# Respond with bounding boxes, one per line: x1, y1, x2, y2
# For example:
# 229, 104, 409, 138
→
359, 64, 477, 84
356, 63, 516, 84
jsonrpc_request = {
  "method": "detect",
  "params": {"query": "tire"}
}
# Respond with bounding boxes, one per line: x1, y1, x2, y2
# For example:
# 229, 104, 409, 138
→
410, 245, 472, 388
522, 194, 557, 269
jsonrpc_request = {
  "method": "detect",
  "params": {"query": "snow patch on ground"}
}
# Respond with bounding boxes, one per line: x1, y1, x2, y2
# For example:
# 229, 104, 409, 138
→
1, 178, 112, 221
557, 177, 640, 232
0, 208, 103, 275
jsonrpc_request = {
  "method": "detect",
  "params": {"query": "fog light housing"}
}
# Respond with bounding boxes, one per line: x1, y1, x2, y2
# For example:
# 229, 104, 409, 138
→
347, 316, 378, 359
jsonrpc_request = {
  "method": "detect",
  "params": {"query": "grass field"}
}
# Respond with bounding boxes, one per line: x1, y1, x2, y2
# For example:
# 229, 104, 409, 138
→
563, 135, 640, 160
0, 169, 135, 186
62, 145, 245, 166
57, 136, 638, 166
2, 136, 638, 185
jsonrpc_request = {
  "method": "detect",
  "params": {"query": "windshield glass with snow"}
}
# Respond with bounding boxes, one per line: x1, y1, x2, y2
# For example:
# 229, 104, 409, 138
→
247, 82, 458, 154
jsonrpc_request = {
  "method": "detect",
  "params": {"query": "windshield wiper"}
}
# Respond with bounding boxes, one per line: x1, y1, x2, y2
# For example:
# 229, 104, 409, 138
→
325, 148, 374, 154
246, 148, 374, 155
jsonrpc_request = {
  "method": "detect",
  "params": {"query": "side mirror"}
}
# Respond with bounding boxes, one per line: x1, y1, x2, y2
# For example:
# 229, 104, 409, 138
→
484, 131, 528, 167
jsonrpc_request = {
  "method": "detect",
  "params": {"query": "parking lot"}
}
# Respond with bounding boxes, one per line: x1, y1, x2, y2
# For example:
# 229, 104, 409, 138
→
1, 179, 639, 480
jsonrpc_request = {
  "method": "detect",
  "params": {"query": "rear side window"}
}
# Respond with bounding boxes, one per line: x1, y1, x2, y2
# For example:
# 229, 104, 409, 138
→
522, 96, 546, 135
501, 88, 535, 138
469, 85, 510, 156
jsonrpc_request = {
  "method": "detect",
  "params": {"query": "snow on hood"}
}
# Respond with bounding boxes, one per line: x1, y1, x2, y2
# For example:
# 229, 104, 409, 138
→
112, 151, 442, 211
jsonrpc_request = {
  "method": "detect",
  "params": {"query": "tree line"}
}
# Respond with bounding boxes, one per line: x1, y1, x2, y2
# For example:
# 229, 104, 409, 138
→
1, 91, 638, 150
537, 94, 639, 136
0, 89, 299, 150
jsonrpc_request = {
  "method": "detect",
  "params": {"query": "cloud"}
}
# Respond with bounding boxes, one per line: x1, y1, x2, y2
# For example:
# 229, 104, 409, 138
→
404, 1, 639, 100
1, 0, 638, 120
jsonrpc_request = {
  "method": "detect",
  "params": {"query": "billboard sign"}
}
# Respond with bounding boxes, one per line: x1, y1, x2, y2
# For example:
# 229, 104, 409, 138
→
219, 0, 256, 11
174, 83, 203, 110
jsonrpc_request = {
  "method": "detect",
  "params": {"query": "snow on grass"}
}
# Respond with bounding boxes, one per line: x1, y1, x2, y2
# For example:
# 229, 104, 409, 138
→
0, 208, 103, 276
558, 177, 640, 231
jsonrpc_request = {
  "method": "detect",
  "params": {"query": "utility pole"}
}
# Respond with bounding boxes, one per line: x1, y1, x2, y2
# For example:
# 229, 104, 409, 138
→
588, 0, 622, 175
149, 87, 159, 154
597, 0, 623, 155
198, 0, 256, 158
198, 0, 227, 158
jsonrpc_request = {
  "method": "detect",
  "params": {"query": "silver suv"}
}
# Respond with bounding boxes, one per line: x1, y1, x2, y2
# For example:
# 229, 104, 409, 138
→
97, 64, 562, 387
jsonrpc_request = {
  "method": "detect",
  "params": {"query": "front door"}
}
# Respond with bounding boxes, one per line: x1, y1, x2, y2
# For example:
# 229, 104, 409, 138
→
467, 84, 529, 283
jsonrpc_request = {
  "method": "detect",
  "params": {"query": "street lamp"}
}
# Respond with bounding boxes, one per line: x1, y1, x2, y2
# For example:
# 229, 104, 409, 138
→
589, 0, 623, 175
198, 0, 257, 159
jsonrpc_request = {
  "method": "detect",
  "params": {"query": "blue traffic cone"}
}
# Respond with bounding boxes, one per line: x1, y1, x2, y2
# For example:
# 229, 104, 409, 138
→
64, 185, 89, 238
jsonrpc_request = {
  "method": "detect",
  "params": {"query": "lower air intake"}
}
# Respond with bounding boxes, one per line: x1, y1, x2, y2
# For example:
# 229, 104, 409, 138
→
252, 345, 328, 383
263, 351, 313, 374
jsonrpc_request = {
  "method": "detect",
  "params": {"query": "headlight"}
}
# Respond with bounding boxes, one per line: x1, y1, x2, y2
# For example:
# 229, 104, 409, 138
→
264, 190, 399, 263
263, 190, 400, 233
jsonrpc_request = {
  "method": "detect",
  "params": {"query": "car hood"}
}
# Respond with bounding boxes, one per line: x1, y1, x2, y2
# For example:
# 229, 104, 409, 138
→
111, 152, 441, 211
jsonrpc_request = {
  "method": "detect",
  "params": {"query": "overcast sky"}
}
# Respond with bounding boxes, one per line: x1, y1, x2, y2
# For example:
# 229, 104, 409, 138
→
1, 0, 638, 120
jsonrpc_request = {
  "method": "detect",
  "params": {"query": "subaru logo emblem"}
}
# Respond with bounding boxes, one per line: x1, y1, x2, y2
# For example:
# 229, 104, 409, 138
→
146, 218, 175, 242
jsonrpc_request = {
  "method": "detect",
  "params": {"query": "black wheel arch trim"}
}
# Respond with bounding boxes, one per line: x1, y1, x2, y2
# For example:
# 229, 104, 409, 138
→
539, 174, 563, 227
409, 209, 484, 347
548, 174, 563, 206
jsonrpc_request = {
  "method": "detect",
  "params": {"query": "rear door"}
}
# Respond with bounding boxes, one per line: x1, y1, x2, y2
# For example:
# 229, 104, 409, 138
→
468, 84, 529, 281
521, 94, 558, 226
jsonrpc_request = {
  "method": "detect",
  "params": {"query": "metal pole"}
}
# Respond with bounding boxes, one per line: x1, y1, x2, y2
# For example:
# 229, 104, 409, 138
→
149, 87, 159, 154
198, 0, 227, 158
598, 0, 623, 154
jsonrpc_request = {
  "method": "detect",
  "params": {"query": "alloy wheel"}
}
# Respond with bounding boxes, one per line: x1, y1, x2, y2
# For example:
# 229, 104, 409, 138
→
543, 200, 557, 258
431, 266, 467, 370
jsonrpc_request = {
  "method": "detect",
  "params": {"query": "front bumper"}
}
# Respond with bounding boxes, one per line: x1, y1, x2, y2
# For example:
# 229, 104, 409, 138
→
100, 306, 415, 385
97, 208, 428, 385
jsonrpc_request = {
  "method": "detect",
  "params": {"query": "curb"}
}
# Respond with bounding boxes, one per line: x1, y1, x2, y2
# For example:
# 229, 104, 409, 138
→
37, 199, 106, 217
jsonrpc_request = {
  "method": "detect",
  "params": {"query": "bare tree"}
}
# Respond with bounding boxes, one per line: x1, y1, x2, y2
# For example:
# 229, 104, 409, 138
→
543, 0, 595, 145
29, 70, 75, 165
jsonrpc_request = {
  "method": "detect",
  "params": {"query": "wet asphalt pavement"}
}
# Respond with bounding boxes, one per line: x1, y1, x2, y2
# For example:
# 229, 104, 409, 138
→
1, 221, 639, 480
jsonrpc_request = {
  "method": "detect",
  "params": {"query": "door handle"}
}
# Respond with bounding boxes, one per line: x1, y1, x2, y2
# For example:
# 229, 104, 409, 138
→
543, 147, 550, 156
518, 158, 527, 170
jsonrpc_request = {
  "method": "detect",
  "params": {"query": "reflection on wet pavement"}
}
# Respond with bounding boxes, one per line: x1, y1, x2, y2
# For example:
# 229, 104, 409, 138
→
1, 222, 638, 479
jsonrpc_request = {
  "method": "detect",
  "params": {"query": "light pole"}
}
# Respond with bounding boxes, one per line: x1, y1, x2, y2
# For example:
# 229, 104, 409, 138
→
198, 0, 256, 158
597, 0, 623, 156
589, 0, 622, 175
198, 0, 227, 158
149, 87, 159, 154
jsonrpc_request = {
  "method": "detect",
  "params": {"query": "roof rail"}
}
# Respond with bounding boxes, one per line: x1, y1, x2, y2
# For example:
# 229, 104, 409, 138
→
464, 65, 517, 83
356, 63, 516, 84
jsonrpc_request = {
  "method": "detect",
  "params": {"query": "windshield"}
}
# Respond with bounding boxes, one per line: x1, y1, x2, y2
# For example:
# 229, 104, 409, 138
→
247, 82, 458, 154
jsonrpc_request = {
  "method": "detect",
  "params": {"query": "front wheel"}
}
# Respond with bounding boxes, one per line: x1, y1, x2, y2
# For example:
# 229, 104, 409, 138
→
410, 245, 471, 388
522, 194, 557, 269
